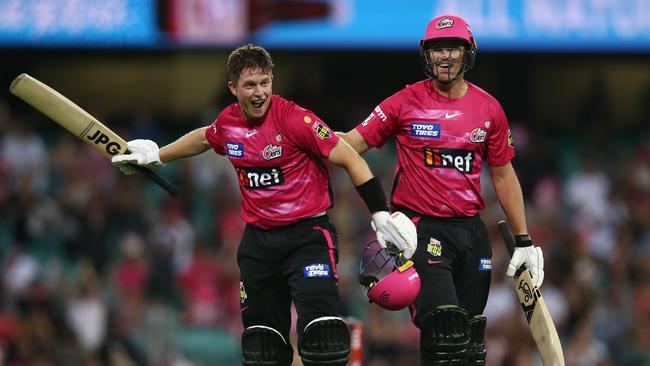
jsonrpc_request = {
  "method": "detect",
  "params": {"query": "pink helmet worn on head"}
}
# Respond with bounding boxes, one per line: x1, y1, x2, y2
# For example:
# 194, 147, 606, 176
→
419, 14, 478, 81
359, 240, 421, 311
421, 15, 475, 47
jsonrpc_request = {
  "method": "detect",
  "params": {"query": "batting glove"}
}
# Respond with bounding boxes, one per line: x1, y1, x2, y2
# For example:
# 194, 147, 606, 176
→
506, 235, 545, 288
371, 211, 417, 259
111, 139, 163, 175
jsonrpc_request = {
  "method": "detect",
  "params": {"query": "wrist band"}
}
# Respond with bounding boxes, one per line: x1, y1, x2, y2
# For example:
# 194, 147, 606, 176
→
355, 177, 389, 213
514, 234, 532, 247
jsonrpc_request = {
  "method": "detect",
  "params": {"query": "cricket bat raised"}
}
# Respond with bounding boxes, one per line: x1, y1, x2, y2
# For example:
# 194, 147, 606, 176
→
9, 73, 179, 197
498, 220, 565, 366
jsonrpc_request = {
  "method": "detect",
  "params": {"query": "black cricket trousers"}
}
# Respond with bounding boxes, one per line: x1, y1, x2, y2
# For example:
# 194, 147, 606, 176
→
237, 214, 342, 344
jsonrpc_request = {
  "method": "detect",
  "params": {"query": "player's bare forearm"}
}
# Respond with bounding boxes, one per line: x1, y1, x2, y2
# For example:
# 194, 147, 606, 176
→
490, 163, 528, 235
159, 127, 212, 163
338, 129, 371, 154
328, 139, 375, 186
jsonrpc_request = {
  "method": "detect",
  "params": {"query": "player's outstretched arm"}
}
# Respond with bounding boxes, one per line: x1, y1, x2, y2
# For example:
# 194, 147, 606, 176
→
159, 127, 212, 163
112, 127, 212, 175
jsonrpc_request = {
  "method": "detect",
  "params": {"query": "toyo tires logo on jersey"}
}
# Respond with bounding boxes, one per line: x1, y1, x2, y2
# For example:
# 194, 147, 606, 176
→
226, 142, 244, 158
237, 167, 284, 189
411, 122, 441, 138
303, 263, 330, 278
424, 147, 474, 173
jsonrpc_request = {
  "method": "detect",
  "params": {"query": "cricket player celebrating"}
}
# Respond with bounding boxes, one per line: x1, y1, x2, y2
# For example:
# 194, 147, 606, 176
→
340, 15, 544, 365
112, 44, 416, 366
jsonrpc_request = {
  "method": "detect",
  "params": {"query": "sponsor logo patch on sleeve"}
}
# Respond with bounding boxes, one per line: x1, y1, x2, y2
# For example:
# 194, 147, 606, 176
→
303, 263, 331, 278
374, 106, 387, 122
507, 129, 514, 148
361, 113, 376, 126
312, 122, 331, 139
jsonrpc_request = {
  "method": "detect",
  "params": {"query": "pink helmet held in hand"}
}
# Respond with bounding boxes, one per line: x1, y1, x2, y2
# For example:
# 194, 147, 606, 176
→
359, 240, 421, 311
420, 14, 478, 81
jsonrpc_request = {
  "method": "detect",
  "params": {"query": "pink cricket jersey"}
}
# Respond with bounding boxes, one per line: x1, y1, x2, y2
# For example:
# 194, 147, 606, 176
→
356, 80, 515, 218
205, 95, 340, 229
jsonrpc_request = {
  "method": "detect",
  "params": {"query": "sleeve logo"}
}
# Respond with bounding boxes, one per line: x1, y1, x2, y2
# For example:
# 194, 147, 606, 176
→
361, 113, 376, 126
312, 122, 331, 139
374, 106, 387, 122
507, 129, 514, 148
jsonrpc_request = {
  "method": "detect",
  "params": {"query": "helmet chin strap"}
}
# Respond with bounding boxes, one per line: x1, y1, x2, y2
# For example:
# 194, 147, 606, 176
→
432, 70, 466, 84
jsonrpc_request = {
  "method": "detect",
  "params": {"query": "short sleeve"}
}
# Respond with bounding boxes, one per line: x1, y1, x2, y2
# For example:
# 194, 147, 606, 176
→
280, 102, 340, 158
354, 92, 401, 148
205, 117, 226, 155
486, 103, 515, 166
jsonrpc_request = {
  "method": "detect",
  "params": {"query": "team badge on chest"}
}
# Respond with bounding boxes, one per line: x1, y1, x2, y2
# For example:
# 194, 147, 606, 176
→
469, 128, 486, 143
262, 144, 283, 160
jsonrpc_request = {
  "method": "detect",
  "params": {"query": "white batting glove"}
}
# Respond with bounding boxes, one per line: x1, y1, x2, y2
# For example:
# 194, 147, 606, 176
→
111, 139, 163, 175
371, 211, 417, 259
506, 236, 544, 288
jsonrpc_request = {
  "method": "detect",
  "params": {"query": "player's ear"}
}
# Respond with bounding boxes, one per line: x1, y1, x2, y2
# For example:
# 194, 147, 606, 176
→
227, 80, 237, 96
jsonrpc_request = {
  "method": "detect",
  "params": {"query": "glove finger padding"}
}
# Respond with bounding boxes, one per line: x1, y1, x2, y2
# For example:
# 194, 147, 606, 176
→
506, 246, 544, 288
112, 154, 139, 165
125, 139, 163, 167
385, 212, 417, 259
371, 212, 389, 249
118, 164, 137, 176
371, 211, 417, 259
111, 153, 145, 175
534, 246, 544, 287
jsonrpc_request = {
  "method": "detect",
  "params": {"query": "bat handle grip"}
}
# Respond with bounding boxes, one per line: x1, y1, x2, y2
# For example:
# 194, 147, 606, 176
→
131, 164, 180, 197
497, 220, 516, 257
498, 220, 529, 277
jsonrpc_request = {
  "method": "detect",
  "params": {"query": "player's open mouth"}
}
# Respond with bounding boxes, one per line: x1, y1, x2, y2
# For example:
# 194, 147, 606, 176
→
251, 99, 265, 108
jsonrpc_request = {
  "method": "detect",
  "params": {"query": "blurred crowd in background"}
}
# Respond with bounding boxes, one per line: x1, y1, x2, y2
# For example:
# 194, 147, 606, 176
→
0, 65, 649, 366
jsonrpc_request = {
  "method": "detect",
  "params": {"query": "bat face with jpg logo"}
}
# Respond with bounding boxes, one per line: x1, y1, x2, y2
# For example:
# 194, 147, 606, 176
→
498, 220, 565, 366
9, 73, 179, 197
